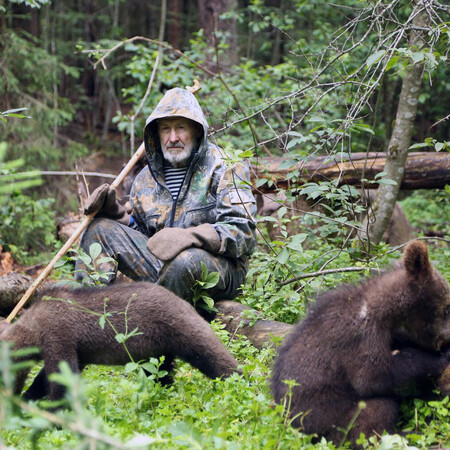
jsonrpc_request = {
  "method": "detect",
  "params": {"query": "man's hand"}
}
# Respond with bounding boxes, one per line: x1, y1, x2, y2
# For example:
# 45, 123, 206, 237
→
84, 184, 130, 225
146, 224, 221, 261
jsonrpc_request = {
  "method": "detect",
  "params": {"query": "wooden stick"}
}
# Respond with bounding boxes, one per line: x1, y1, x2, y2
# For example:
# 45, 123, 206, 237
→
5, 142, 146, 323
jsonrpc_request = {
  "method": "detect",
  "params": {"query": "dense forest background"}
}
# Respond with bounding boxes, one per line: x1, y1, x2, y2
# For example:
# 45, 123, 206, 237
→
1, 0, 449, 448
1, 0, 449, 247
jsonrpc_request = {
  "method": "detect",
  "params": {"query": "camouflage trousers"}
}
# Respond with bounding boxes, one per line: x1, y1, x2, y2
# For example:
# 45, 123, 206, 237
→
75, 218, 248, 301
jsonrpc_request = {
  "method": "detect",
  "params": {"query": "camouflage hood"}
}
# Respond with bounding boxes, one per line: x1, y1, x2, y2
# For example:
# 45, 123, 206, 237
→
143, 88, 209, 164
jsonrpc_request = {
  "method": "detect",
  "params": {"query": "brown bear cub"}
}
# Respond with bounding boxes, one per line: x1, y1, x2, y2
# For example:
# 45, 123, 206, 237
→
0, 282, 239, 401
271, 241, 450, 446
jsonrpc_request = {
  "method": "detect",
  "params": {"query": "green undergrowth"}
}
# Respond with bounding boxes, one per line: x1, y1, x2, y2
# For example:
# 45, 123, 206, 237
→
1, 329, 324, 449
1, 191, 449, 448
2, 318, 449, 449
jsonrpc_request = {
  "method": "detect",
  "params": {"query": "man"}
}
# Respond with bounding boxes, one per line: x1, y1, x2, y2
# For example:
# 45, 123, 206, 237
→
76, 87, 257, 302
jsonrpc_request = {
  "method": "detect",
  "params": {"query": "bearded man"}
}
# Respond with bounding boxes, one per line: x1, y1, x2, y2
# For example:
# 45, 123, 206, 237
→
76, 88, 257, 303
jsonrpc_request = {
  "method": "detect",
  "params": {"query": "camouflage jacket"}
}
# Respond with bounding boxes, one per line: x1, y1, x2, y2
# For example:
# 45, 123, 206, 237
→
130, 88, 257, 261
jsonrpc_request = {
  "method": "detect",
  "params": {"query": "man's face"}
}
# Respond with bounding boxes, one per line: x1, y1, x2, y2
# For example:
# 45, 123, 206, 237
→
158, 117, 199, 167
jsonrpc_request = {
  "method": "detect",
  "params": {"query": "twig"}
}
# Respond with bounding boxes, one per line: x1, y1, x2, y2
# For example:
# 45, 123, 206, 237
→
0, 170, 116, 180
280, 266, 368, 287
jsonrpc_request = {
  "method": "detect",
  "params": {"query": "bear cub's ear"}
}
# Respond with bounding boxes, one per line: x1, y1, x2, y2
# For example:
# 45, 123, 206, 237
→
403, 240, 432, 279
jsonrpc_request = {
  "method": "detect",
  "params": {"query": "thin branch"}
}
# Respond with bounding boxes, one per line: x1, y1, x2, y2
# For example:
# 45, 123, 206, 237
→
0, 171, 116, 179
280, 266, 369, 287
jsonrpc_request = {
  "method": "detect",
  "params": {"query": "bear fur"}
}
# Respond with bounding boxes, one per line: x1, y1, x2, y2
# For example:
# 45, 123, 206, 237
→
271, 241, 450, 446
0, 282, 239, 401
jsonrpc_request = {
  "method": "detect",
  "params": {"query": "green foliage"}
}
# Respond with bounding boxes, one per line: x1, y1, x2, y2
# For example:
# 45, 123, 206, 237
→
0, 329, 322, 449
397, 396, 450, 448
0, 31, 85, 168
0, 141, 43, 194
56, 242, 117, 286
400, 189, 450, 237
0, 193, 58, 264
410, 137, 449, 152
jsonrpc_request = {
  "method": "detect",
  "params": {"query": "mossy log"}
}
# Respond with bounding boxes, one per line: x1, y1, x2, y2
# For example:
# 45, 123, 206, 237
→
215, 300, 294, 349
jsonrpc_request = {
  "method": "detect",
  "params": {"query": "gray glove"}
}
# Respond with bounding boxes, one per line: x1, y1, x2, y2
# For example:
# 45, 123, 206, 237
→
84, 184, 130, 225
146, 224, 221, 261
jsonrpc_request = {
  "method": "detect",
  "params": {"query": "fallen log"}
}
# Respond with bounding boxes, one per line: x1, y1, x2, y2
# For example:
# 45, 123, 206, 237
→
437, 364, 450, 396
215, 300, 294, 349
252, 152, 450, 191
0, 273, 34, 315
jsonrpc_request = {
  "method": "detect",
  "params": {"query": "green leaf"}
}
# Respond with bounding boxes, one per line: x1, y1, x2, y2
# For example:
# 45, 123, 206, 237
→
202, 296, 215, 309
124, 362, 140, 373
255, 178, 269, 187
276, 248, 289, 264
141, 362, 158, 374
287, 233, 307, 251
385, 55, 399, 71
203, 272, 220, 289
54, 258, 67, 268
409, 142, 429, 149
115, 333, 126, 343
278, 159, 296, 170
366, 50, 386, 68
411, 51, 425, 64
377, 178, 397, 185
261, 216, 278, 222
200, 261, 208, 280
374, 171, 388, 180
98, 316, 106, 329
239, 149, 254, 158
89, 243, 102, 260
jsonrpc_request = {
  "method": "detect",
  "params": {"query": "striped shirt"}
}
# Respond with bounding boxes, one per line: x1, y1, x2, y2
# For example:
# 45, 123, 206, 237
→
163, 162, 187, 200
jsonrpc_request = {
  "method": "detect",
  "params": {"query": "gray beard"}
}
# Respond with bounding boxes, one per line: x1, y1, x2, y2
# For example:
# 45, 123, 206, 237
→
162, 145, 194, 168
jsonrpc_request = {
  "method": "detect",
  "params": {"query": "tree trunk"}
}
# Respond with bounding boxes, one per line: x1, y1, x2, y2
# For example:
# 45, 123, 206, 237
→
168, 0, 181, 48
197, 0, 238, 68
364, 1, 429, 244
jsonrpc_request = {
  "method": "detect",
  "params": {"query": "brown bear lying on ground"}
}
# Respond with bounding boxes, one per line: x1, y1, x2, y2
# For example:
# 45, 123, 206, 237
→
271, 241, 450, 446
0, 282, 239, 401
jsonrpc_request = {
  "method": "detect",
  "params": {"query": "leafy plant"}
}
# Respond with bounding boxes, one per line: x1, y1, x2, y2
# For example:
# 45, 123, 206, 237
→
190, 261, 220, 314
58, 242, 118, 286
400, 188, 450, 237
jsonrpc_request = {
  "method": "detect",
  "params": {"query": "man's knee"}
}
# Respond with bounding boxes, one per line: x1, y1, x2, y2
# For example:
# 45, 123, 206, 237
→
162, 248, 211, 280
81, 217, 122, 243
157, 248, 219, 299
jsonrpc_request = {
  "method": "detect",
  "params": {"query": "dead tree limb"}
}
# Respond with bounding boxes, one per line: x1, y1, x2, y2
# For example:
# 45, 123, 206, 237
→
215, 300, 293, 349
252, 152, 449, 192
0, 273, 33, 315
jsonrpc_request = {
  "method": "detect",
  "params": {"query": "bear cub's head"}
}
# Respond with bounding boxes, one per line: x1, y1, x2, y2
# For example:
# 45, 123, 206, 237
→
397, 241, 450, 352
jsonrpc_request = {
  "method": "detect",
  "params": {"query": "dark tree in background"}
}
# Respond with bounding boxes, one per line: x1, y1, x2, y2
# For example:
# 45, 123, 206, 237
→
198, 0, 238, 68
